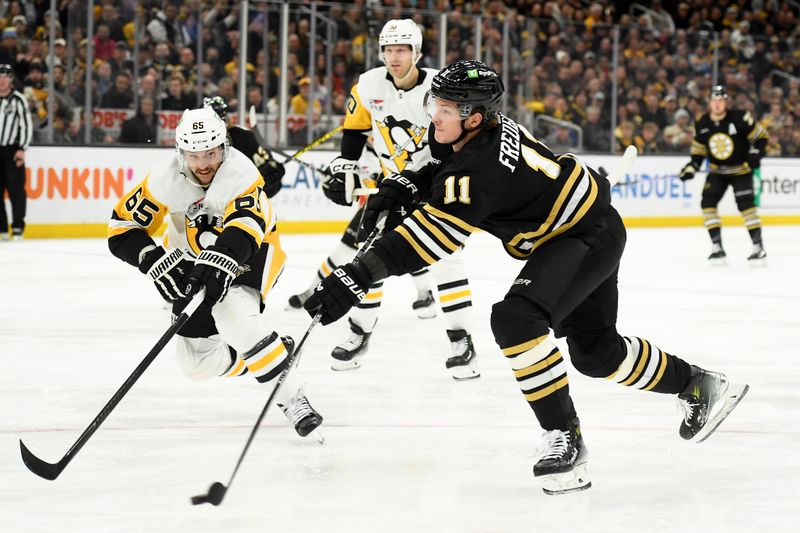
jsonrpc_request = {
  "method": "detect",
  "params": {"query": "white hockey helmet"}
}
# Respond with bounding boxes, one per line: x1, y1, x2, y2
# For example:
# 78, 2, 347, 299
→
175, 108, 230, 184
379, 19, 422, 65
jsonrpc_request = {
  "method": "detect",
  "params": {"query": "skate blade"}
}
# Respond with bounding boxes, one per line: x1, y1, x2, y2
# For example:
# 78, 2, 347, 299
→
308, 430, 325, 445
331, 358, 362, 371
747, 258, 768, 267
709, 258, 728, 267
414, 307, 437, 319
539, 463, 592, 496
695, 381, 749, 443
450, 361, 481, 380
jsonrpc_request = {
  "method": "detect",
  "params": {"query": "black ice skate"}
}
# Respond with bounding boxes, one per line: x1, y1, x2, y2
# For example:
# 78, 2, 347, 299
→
445, 329, 480, 380
708, 243, 727, 266
286, 288, 314, 310
747, 243, 767, 266
412, 290, 437, 319
330, 319, 372, 371
533, 418, 591, 495
677, 365, 749, 442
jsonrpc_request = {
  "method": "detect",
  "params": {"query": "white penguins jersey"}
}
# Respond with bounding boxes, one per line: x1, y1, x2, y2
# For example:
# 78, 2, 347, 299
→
108, 147, 276, 261
344, 66, 437, 176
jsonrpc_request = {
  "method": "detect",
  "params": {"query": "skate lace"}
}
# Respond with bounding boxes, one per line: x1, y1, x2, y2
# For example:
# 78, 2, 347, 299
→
677, 396, 698, 423
538, 429, 570, 461
340, 330, 365, 351
284, 395, 314, 424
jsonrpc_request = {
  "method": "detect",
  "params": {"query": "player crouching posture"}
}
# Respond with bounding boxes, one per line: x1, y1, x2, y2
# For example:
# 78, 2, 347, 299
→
107, 107, 323, 441
304, 60, 748, 494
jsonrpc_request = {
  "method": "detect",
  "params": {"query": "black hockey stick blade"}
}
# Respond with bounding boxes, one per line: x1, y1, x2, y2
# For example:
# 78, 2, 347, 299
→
19, 440, 64, 480
191, 481, 228, 506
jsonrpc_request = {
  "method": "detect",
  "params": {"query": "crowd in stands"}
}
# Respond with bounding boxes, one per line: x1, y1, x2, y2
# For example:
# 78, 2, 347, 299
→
1, 0, 799, 155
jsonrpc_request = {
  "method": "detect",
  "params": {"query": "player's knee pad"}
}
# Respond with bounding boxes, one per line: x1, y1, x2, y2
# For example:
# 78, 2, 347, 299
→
734, 190, 756, 212
175, 334, 232, 380
566, 327, 626, 378
490, 296, 549, 347
700, 181, 725, 209
212, 285, 269, 354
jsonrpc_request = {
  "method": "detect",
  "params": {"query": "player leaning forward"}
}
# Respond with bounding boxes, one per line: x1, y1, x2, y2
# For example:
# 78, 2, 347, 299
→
305, 61, 749, 494
296, 19, 479, 378
107, 107, 323, 440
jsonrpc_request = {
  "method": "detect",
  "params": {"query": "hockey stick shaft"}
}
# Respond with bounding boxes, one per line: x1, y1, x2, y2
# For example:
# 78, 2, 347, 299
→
20, 290, 206, 481
192, 220, 387, 506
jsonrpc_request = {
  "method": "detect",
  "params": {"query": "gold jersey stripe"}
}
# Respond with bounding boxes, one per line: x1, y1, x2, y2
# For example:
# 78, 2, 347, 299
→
524, 375, 569, 402
513, 351, 563, 379
396, 225, 437, 265
502, 333, 549, 357
412, 210, 460, 252
422, 204, 478, 233
342, 85, 372, 131
529, 174, 598, 253
364, 290, 383, 301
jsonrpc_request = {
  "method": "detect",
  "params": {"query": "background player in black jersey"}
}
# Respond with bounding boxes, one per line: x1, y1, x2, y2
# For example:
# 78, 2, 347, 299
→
203, 96, 286, 198
303, 60, 748, 495
679, 86, 768, 264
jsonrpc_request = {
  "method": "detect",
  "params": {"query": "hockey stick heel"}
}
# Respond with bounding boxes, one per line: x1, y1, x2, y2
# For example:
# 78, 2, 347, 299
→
191, 482, 227, 506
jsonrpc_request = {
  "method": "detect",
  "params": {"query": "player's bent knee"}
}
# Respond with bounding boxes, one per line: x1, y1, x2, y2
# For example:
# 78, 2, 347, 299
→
490, 296, 549, 346
567, 328, 626, 378
212, 285, 268, 353
175, 335, 232, 380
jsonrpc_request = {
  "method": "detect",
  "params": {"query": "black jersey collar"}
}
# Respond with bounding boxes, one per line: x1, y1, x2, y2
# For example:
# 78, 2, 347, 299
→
384, 68, 427, 91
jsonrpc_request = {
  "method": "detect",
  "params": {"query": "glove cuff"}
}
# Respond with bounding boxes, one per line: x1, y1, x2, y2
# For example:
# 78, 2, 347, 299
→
145, 248, 187, 280
196, 248, 240, 278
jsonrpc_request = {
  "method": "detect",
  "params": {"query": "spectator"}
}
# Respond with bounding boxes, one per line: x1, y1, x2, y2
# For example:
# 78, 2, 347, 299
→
118, 96, 158, 144
640, 122, 667, 153
544, 124, 576, 153
160, 74, 194, 111
615, 120, 644, 154
93, 23, 116, 61
108, 42, 133, 77
582, 105, 611, 152
147, 1, 189, 52
101, 71, 134, 109
663, 108, 694, 152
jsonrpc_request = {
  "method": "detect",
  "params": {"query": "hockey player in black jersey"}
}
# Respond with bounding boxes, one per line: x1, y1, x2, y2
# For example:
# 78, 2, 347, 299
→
679, 85, 768, 264
203, 96, 286, 198
303, 60, 749, 495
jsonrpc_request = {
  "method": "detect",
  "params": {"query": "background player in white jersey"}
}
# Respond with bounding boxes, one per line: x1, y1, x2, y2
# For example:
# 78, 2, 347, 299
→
289, 19, 479, 379
107, 108, 323, 441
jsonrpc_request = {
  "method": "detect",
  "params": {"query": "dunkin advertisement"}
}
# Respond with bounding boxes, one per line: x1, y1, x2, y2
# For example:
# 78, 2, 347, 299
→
11, 147, 800, 237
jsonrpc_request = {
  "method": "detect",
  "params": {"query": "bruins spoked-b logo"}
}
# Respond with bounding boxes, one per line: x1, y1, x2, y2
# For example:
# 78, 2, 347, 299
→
708, 132, 734, 160
186, 212, 223, 256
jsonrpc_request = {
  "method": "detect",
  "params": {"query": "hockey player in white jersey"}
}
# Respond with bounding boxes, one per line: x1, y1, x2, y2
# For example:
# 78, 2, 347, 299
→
107, 107, 323, 440
288, 19, 479, 380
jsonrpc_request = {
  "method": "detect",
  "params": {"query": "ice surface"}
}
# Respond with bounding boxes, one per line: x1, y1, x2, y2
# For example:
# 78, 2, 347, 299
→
1, 226, 798, 532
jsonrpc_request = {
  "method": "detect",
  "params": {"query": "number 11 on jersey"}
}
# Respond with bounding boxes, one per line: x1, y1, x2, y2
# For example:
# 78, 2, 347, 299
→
443, 175, 471, 205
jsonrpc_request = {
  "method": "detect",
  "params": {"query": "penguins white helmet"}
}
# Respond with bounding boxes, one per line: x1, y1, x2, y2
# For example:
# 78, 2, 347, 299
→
379, 19, 422, 65
175, 107, 229, 185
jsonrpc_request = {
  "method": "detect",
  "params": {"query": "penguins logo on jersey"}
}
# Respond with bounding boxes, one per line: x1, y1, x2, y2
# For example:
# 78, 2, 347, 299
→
186, 212, 224, 256
375, 115, 427, 172
708, 132, 734, 160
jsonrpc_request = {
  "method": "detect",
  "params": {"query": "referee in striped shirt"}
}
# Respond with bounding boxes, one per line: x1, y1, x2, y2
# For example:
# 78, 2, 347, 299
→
0, 63, 32, 241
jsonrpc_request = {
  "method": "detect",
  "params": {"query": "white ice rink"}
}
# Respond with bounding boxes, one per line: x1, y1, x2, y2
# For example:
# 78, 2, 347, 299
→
1, 225, 798, 533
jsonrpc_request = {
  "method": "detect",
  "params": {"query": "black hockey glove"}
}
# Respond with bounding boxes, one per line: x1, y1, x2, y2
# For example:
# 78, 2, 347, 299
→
747, 149, 762, 172
261, 158, 285, 198
679, 163, 696, 181
357, 172, 419, 242
185, 246, 240, 308
138, 246, 193, 302
303, 262, 372, 326
323, 156, 359, 206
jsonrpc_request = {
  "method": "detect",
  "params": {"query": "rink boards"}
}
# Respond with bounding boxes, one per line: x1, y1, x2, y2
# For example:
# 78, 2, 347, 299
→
12, 146, 800, 238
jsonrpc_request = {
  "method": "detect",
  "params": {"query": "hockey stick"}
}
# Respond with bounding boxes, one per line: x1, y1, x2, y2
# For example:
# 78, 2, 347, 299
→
605, 145, 638, 186
19, 289, 206, 481
190, 217, 387, 507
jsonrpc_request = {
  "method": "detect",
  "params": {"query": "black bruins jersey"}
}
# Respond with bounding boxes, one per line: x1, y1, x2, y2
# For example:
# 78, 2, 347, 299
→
228, 126, 284, 197
370, 113, 611, 276
690, 110, 767, 176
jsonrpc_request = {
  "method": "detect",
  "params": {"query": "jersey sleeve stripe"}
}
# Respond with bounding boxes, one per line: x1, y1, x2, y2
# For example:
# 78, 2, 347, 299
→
690, 140, 708, 155
507, 160, 582, 247
531, 175, 598, 253
342, 85, 372, 132
410, 210, 461, 251
551, 164, 591, 232
747, 122, 767, 142
395, 225, 438, 265
422, 204, 477, 234
226, 217, 264, 244
402, 217, 455, 260
224, 209, 267, 233
416, 208, 471, 243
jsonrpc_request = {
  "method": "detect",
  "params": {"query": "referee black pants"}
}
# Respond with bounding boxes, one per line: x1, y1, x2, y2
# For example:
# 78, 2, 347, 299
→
0, 146, 26, 234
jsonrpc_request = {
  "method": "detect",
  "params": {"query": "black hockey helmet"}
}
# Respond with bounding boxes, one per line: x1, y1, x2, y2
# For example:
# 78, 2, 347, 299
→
0, 63, 14, 76
203, 95, 228, 120
710, 85, 728, 100
430, 60, 504, 125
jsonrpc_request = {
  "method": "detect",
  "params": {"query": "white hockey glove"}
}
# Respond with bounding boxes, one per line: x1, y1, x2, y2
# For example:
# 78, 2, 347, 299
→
138, 246, 193, 302
323, 156, 359, 206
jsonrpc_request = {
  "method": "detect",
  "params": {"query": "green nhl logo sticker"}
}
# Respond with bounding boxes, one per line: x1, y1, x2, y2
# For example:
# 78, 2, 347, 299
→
467, 69, 478, 78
